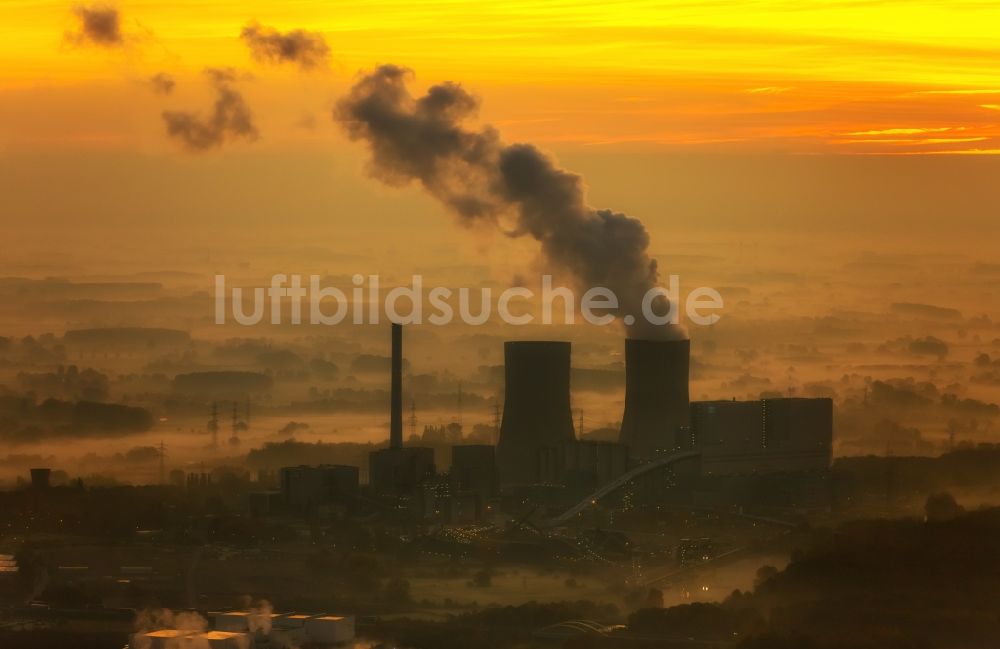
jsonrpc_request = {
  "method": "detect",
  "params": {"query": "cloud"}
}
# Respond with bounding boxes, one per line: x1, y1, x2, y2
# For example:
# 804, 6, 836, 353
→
334, 65, 679, 340
240, 21, 330, 70
148, 72, 175, 95
162, 68, 258, 152
66, 4, 123, 47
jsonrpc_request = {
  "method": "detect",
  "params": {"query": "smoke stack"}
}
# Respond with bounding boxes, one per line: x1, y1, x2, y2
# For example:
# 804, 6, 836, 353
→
390, 322, 403, 449
496, 341, 576, 485
619, 339, 690, 458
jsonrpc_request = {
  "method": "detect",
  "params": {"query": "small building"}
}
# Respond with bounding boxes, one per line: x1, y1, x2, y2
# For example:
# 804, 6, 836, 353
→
214, 611, 252, 633
132, 629, 252, 649
304, 615, 356, 645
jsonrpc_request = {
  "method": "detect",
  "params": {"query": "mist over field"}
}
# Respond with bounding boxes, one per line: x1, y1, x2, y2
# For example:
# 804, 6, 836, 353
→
2, 223, 998, 487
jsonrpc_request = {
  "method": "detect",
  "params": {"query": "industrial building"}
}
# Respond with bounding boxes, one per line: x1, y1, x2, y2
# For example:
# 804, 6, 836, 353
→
370, 445, 436, 496
491, 335, 832, 498
279, 464, 359, 512
691, 398, 833, 475
131, 611, 355, 649
419, 476, 485, 524
131, 629, 251, 649
450, 444, 498, 504
360, 325, 832, 515
216, 610, 354, 645
558, 440, 630, 490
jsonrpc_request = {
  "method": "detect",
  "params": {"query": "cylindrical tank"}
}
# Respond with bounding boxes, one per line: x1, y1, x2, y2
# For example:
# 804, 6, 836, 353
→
618, 338, 690, 458
497, 341, 576, 485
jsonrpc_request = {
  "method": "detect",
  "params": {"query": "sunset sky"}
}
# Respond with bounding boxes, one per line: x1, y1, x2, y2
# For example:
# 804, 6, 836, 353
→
3, 0, 1000, 154
2, 0, 999, 267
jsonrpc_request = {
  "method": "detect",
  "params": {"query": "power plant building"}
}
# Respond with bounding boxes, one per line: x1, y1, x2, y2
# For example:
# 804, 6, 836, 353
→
370, 446, 436, 495
280, 465, 359, 513
450, 444, 498, 502
560, 439, 630, 490
691, 398, 833, 475
361, 323, 832, 508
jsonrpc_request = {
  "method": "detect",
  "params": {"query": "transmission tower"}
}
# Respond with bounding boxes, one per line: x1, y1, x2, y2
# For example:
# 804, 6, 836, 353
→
230, 400, 240, 445
158, 440, 166, 486
208, 401, 219, 449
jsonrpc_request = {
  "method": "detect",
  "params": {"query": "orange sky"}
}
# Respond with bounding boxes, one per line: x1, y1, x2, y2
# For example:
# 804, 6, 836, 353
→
3, 0, 1000, 154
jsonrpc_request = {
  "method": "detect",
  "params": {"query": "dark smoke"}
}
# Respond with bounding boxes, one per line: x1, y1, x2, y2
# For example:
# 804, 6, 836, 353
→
240, 21, 330, 70
162, 68, 258, 152
66, 4, 123, 47
335, 65, 681, 339
148, 72, 175, 95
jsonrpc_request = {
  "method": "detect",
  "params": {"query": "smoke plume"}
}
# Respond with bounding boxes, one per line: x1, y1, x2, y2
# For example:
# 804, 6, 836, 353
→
240, 21, 330, 70
335, 65, 680, 339
162, 68, 258, 152
148, 72, 175, 95
247, 598, 275, 634
66, 4, 123, 47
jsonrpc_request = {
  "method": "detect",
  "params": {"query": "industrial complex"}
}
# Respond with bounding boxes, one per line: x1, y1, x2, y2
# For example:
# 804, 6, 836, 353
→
349, 324, 835, 522
3, 323, 835, 647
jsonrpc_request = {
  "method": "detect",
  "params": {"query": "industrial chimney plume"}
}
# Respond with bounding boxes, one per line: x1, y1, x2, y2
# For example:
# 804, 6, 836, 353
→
335, 65, 684, 341
390, 322, 403, 449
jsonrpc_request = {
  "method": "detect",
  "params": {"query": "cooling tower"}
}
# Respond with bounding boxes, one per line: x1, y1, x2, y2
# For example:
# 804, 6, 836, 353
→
618, 338, 691, 458
497, 341, 576, 485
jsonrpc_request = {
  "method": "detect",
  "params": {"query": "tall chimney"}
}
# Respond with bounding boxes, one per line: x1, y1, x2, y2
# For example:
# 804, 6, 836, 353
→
619, 339, 690, 458
390, 322, 403, 449
496, 341, 576, 485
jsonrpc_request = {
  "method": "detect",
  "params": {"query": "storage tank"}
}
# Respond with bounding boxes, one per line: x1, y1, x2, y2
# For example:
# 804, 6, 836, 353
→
304, 615, 355, 644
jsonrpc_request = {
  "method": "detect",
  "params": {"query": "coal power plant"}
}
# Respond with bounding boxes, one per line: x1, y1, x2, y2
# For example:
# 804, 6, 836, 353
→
618, 338, 691, 458
491, 335, 833, 510
366, 324, 834, 517
496, 341, 577, 485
